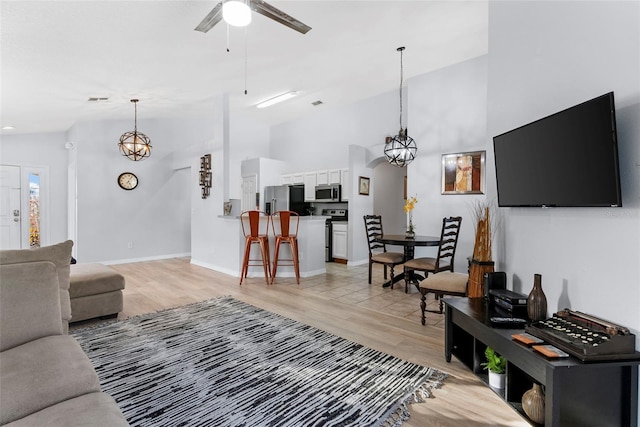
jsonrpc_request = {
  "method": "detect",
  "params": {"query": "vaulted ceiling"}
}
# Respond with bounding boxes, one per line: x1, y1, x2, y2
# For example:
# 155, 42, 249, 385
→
0, 1, 488, 136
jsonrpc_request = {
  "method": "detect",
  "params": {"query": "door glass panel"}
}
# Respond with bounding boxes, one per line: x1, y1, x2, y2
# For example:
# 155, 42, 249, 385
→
29, 172, 40, 248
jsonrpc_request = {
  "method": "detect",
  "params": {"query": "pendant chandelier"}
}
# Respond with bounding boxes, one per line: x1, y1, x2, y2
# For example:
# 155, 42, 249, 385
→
118, 99, 152, 161
384, 46, 417, 167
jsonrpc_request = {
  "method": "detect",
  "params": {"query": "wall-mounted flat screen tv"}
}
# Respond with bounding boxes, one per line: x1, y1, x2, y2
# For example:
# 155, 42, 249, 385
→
493, 92, 622, 207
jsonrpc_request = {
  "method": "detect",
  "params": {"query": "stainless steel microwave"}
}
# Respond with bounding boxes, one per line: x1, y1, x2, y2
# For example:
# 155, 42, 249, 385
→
315, 184, 341, 202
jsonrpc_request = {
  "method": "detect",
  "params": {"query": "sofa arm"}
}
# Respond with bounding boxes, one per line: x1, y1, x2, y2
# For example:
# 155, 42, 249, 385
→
0, 261, 63, 351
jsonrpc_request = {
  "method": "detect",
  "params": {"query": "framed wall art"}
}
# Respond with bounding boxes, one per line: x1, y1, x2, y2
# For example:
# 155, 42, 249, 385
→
441, 151, 485, 195
359, 176, 370, 195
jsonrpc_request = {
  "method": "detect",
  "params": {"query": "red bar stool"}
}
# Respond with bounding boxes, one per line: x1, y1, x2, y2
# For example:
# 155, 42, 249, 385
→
270, 211, 300, 284
239, 210, 271, 285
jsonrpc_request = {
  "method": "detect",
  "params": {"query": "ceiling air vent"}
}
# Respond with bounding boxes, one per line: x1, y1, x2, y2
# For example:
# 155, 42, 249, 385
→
311, 100, 323, 106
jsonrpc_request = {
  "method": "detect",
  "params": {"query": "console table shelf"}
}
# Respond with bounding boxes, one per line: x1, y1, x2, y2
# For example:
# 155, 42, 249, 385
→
444, 297, 639, 427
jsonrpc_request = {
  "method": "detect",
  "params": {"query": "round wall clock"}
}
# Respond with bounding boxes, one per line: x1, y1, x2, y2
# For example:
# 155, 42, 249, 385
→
117, 172, 138, 190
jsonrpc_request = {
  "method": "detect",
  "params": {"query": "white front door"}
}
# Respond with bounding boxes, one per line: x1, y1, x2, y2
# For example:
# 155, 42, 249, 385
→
0, 165, 22, 249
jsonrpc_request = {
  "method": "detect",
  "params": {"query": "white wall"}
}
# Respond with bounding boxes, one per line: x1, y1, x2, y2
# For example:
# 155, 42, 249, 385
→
270, 90, 399, 172
373, 162, 405, 235
487, 0, 639, 333
406, 55, 489, 268
229, 112, 271, 200
67, 117, 205, 263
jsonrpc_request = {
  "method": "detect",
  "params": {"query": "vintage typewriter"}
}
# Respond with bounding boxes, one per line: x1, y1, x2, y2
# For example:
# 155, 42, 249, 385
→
525, 309, 640, 362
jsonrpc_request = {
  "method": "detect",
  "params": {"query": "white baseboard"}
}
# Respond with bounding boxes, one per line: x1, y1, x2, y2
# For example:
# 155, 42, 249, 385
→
101, 252, 191, 266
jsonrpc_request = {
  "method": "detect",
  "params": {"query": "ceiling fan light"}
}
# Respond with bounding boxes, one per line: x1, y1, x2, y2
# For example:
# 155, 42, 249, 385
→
223, 1, 252, 27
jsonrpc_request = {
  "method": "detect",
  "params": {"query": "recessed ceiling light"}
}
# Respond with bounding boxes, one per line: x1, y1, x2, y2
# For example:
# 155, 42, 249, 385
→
256, 91, 298, 109
2, 126, 16, 130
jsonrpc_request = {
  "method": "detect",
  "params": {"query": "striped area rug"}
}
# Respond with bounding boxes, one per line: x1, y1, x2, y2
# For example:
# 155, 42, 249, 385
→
73, 296, 446, 427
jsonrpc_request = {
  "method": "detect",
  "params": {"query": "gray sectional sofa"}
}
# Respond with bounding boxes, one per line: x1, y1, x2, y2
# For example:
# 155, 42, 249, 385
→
0, 241, 129, 426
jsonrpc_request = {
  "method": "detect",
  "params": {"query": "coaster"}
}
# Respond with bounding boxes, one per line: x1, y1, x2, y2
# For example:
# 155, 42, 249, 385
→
532, 344, 570, 358
512, 332, 544, 346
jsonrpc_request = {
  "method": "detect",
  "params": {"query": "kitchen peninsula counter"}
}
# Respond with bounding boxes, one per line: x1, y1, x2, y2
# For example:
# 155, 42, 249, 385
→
216, 215, 328, 280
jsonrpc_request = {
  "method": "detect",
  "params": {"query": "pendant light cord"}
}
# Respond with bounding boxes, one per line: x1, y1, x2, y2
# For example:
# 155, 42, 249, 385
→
244, 26, 248, 95
398, 47, 405, 130
132, 99, 138, 133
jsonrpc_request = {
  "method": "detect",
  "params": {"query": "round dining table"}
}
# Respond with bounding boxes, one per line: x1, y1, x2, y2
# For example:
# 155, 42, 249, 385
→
374, 234, 440, 288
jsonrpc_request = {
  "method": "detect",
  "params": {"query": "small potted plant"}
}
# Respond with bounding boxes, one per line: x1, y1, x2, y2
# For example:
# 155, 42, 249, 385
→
481, 347, 507, 389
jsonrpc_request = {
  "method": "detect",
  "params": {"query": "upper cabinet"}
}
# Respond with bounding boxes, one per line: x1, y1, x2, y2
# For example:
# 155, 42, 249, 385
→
316, 171, 329, 186
281, 168, 350, 202
328, 169, 342, 184
340, 168, 350, 201
280, 174, 292, 185
303, 172, 317, 201
280, 173, 304, 185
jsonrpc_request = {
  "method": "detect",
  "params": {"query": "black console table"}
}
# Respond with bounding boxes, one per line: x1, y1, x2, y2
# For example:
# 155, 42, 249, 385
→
443, 297, 639, 426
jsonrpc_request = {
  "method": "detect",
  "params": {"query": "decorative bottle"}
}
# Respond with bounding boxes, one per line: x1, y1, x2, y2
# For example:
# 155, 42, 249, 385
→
527, 274, 547, 321
522, 382, 545, 424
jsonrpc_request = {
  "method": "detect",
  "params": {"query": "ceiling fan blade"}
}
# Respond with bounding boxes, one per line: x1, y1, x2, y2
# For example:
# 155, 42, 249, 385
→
251, 0, 312, 34
194, 2, 224, 33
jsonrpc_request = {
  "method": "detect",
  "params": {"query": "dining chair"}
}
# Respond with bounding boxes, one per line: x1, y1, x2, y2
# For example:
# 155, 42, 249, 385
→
239, 210, 271, 285
363, 215, 405, 287
403, 216, 465, 322
270, 211, 300, 284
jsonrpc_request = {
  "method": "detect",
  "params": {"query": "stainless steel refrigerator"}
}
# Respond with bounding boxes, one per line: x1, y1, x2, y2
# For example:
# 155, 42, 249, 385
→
264, 184, 308, 215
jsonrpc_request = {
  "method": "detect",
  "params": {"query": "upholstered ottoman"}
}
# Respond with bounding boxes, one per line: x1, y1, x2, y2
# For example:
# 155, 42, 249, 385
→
69, 263, 125, 323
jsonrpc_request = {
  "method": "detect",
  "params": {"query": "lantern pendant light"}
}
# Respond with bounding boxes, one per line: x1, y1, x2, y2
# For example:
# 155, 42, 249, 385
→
118, 99, 152, 161
384, 46, 417, 167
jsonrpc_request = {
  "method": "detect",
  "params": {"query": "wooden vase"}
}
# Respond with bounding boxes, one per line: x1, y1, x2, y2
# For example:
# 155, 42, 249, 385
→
522, 382, 545, 424
468, 206, 494, 298
468, 259, 494, 298
527, 274, 547, 321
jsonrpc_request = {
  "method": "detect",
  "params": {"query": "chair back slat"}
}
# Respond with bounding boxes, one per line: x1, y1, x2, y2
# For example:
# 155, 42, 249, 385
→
435, 216, 462, 271
363, 215, 388, 255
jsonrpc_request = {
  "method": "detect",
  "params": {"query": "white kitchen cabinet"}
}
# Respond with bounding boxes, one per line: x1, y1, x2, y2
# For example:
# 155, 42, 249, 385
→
304, 172, 317, 201
340, 168, 350, 201
280, 173, 304, 185
292, 173, 304, 184
328, 169, 342, 184
280, 174, 293, 185
316, 170, 329, 185
332, 222, 348, 260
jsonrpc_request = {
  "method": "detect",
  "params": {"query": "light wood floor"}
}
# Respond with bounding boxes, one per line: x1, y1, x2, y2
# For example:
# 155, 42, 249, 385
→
77, 258, 530, 427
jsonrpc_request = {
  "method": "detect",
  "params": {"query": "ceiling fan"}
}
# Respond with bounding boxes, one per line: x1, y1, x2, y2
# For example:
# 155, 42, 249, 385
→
195, 0, 312, 35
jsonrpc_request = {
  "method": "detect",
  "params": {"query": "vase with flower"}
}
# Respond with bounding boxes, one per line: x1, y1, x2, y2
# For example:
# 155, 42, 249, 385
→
404, 196, 418, 239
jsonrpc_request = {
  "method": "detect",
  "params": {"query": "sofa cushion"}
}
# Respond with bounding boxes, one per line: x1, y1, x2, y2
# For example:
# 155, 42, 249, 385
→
0, 335, 101, 425
70, 263, 125, 298
4, 392, 129, 427
0, 240, 74, 332
0, 261, 63, 351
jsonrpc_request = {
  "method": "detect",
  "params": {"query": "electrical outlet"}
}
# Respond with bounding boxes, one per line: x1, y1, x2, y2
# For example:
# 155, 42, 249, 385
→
127, 242, 133, 249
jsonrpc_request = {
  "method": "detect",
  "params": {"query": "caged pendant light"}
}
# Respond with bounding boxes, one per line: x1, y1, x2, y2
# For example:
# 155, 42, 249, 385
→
384, 46, 417, 167
118, 99, 152, 161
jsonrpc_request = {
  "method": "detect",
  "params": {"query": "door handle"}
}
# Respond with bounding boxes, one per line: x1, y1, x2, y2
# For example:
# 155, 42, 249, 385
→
13, 218, 19, 222
13, 210, 20, 216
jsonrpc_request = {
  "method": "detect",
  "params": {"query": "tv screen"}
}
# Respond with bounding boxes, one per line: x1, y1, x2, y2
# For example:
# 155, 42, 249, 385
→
493, 92, 622, 207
